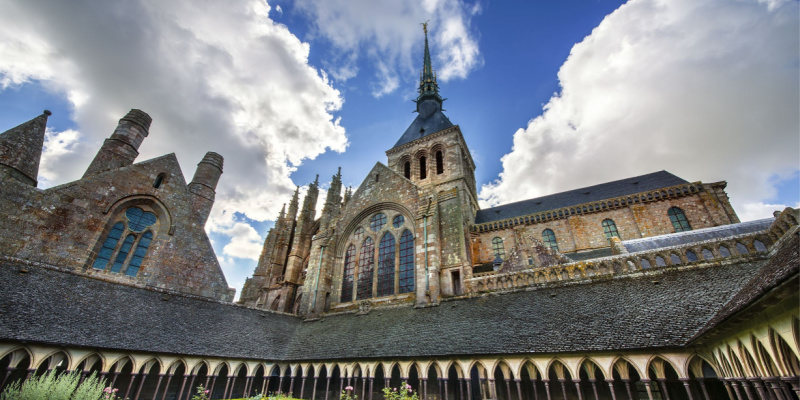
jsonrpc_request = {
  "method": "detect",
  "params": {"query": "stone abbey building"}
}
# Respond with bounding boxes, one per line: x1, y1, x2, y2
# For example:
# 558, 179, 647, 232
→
1, 30, 798, 400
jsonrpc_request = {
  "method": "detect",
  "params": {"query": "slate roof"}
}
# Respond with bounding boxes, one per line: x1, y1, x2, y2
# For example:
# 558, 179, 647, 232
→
391, 100, 454, 149
475, 171, 689, 224
562, 248, 613, 261
0, 253, 771, 361
622, 218, 774, 253
0, 261, 300, 360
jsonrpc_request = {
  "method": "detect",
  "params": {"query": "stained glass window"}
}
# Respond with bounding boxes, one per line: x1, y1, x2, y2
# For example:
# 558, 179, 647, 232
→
399, 230, 415, 294
668, 207, 691, 232
602, 219, 619, 238
93, 222, 125, 270
125, 231, 152, 277
126, 207, 157, 232
492, 237, 505, 259
356, 238, 375, 300
542, 229, 559, 252
377, 232, 396, 297
111, 234, 135, 273
370, 213, 387, 232
392, 215, 404, 228
341, 245, 356, 301
354, 227, 364, 240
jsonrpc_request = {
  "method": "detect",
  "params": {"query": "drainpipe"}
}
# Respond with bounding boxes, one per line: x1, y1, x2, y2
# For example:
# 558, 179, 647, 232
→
311, 246, 325, 312
424, 216, 429, 297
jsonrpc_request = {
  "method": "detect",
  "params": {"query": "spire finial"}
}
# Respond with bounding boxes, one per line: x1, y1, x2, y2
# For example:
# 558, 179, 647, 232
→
422, 20, 429, 36
415, 21, 443, 113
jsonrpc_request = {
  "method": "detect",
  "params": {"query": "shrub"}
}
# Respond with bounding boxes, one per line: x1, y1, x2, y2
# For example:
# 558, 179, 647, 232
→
382, 382, 418, 400
0, 370, 107, 400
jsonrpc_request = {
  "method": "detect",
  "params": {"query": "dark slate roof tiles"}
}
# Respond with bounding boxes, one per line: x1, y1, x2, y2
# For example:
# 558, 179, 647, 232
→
392, 100, 454, 149
622, 218, 774, 253
475, 171, 689, 224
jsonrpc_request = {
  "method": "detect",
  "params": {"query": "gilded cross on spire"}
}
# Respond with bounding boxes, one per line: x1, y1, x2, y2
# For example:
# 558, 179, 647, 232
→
421, 20, 429, 35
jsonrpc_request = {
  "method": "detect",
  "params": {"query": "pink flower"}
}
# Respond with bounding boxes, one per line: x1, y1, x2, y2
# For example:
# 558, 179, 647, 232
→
205, 390, 210, 394
345, 386, 354, 391
394, 388, 398, 391
406, 384, 412, 390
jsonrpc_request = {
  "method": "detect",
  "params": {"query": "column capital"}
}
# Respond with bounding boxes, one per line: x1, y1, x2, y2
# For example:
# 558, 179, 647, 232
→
572, 379, 581, 384
514, 379, 521, 383
640, 378, 651, 383
605, 379, 615, 384
678, 378, 692, 383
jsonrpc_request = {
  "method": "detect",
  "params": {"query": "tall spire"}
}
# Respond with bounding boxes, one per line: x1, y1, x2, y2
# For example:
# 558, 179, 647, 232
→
0, 110, 50, 187
415, 21, 444, 112
287, 186, 300, 221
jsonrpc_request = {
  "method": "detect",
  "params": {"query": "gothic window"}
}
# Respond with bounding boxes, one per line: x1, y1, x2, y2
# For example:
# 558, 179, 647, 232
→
492, 237, 505, 259
341, 245, 356, 301
91, 207, 157, 276
354, 227, 364, 239
392, 215, 405, 228
370, 213, 387, 232
602, 219, 619, 239
542, 229, 559, 252
356, 238, 375, 300
399, 230, 415, 294
435, 151, 444, 175
668, 207, 691, 232
404, 161, 411, 179
377, 232, 396, 297
419, 156, 427, 179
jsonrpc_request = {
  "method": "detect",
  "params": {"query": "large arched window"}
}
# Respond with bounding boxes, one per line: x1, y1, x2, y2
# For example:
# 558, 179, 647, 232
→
668, 207, 692, 232
492, 237, 505, 259
398, 230, 415, 294
377, 232, 396, 297
435, 151, 444, 175
91, 206, 157, 277
341, 245, 356, 301
356, 238, 375, 300
542, 229, 559, 252
419, 156, 427, 179
602, 219, 619, 239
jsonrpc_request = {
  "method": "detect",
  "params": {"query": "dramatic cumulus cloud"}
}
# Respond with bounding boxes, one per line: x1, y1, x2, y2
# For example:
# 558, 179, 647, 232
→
295, 0, 483, 96
480, 0, 799, 221
0, 0, 348, 287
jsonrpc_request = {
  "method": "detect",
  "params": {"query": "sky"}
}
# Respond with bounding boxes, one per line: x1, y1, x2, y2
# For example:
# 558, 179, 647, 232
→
0, 0, 797, 298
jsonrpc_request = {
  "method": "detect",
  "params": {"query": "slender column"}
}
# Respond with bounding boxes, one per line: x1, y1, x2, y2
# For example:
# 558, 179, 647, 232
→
572, 379, 583, 400
385, 378, 390, 390
747, 378, 768, 400
465, 378, 473, 400
422, 378, 428, 400
78, 370, 87, 385
679, 378, 695, 400
25, 368, 35, 381
621, 379, 634, 400
206, 375, 212, 391
134, 371, 148, 400
301, 377, 307, 399
763, 378, 786, 400
459, 378, 465, 400
279, 376, 285, 394
532, 376, 539, 400
112, 371, 121, 389
657, 378, 671, 400
783, 376, 800, 398
640, 379, 654, 400
514, 379, 522, 400
542, 379, 551, 400
779, 379, 794, 400
183, 374, 197, 400
558, 379, 567, 400
480, 378, 487, 400
340, 376, 345, 396
440, 378, 446, 400
222, 377, 232, 400
605, 379, 617, 400
325, 377, 331, 400
504, 379, 512, 400
312, 377, 318, 400
730, 379, 745, 400
369, 378, 374, 400
1, 367, 15, 391
208, 375, 218, 400
361, 377, 366, 400
162, 374, 175, 400
262, 375, 269, 395
125, 372, 140, 400
289, 376, 296, 397
737, 379, 756, 400
152, 374, 165, 400
722, 380, 736, 400
177, 375, 189, 400
589, 379, 599, 400
695, 378, 711, 400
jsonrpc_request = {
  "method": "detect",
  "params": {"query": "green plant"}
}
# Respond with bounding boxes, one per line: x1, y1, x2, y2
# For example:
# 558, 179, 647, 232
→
340, 385, 357, 400
0, 370, 108, 400
382, 382, 418, 400
190, 384, 211, 400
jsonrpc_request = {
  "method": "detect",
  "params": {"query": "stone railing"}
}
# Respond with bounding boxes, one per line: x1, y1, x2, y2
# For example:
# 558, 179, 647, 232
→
467, 208, 798, 293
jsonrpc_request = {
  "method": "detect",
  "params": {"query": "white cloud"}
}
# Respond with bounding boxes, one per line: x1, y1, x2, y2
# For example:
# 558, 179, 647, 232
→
39, 127, 81, 186
221, 222, 264, 260
479, 0, 799, 223
0, 0, 348, 245
738, 202, 800, 223
295, 0, 483, 95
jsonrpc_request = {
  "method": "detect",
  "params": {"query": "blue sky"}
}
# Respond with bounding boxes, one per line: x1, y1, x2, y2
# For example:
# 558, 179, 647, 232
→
0, 0, 797, 297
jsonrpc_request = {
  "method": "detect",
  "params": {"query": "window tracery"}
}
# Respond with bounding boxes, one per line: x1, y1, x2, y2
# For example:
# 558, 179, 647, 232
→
668, 207, 691, 232
492, 237, 505, 259
91, 206, 157, 277
377, 233, 396, 297
356, 238, 375, 300
602, 219, 619, 238
542, 229, 559, 252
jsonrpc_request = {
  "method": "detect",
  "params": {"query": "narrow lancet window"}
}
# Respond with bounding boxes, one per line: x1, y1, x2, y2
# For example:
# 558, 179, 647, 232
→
341, 245, 356, 301
377, 232, 396, 297
419, 156, 427, 179
435, 150, 444, 175
125, 231, 153, 277
399, 230, 415, 294
404, 161, 411, 179
92, 222, 124, 270
110, 234, 135, 273
356, 237, 375, 300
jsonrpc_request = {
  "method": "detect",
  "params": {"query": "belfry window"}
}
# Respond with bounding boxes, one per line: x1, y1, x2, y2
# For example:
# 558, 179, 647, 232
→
602, 219, 619, 239
492, 237, 505, 259
435, 151, 444, 175
404, 161, 411, 179
419, 156, 427, 179
668, 207, 691, 232
542, 229, 559, 252
91, 206, 157, 277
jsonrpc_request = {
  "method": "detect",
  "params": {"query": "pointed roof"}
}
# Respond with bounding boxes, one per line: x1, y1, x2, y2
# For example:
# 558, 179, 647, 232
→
391, 23, 454, 149
0, 110, 50, 186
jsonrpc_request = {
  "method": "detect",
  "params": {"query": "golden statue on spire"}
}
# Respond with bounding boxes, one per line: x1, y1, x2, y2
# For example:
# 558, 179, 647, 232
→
421, 20, 429, 35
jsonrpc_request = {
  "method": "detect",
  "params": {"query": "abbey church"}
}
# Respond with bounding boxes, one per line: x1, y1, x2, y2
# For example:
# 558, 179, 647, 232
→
0, 29, 798, 400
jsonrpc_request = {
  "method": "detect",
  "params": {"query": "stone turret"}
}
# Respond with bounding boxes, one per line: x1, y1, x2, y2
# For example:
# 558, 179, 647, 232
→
84, 109, 152, 177
0, 110, 49, 187
188, 152, 224, 224
319, 168, 343, 232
